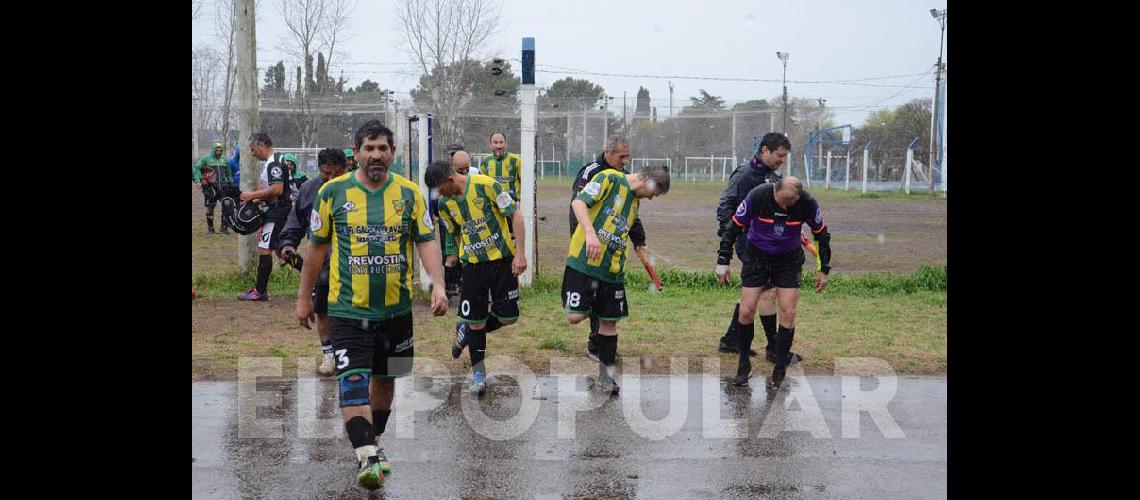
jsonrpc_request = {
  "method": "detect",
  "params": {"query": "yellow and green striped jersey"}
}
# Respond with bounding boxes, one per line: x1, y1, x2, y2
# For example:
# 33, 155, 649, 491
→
566, 170, 640, 283
309, 171, 435, 321
437, 174, 518, 264
480, 152, 522, 200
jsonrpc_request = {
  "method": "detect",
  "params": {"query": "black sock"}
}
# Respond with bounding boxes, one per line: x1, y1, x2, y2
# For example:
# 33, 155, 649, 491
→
484, 315, 504, 334
206, 216, 215, 230
345, 416, 376, 449
737, 322, 755, 360
597, 334, 618, 366
775, 325, 796, 366
255, 254, 273, 294
723, 303, 741, 340
589, 312, 600, 339
321, 340, 334, 356
371, 409, 391, 437
760, 315, 778, 351
468, 328, 487, 370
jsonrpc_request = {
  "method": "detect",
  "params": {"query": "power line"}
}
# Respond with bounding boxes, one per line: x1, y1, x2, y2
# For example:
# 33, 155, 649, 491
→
530, 63, 932, 88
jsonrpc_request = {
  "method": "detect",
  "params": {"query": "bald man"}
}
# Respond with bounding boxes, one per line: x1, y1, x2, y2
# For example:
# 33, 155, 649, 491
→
450, 150, 480, 176
716, 177, 832, 389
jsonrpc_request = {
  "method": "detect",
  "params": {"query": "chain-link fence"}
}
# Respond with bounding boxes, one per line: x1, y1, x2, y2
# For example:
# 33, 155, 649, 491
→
193, 97, 942, 192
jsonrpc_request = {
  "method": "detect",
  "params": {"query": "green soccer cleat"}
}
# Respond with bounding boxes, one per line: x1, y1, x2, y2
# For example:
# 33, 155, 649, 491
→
376, 447, 393, 473
356, 456, 384, 489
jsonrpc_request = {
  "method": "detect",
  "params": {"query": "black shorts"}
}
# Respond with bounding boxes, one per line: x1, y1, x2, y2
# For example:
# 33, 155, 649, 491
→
329, 313, 414, 379
257, 216, 287, 251
312, 267, 330, 315
561, 266, 628, 321
202, 184, 219, 206
741, 247, 805, 289
459, 258, 520, 324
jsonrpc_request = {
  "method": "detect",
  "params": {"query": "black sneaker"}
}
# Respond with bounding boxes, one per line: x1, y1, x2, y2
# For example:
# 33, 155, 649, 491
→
733, 358, 752, 386
766, 350, 803, 366
451, 322, 468, 359
721, 339, 759, 356
207, 227, 216, 234
769, 364, 787, 389
597, 363, 620, 395
586, 341, 600, 363
718, 337, 739, 353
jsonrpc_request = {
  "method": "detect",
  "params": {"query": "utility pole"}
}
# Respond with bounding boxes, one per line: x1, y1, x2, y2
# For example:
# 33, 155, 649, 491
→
928, 8, 947, 194
602, 95, 609, 146
730, 111, 737, 164
668, 81, 674, 119
623, 91, 627, 132
235, 0, 259, 273
777, 51, 789, 134
817, 98, 825, 185
192, 97, 199, 163
582, 102, 588, 161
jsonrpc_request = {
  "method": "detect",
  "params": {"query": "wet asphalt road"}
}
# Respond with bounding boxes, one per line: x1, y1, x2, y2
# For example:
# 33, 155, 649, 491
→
193, 369, 946, 499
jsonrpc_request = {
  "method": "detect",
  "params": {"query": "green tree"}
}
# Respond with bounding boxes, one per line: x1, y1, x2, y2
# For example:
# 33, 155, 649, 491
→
262, 60, 286, 95
540, 77, 606, 111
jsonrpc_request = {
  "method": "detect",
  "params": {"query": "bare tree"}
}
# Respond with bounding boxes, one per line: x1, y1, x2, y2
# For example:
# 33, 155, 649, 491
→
215, 0, 239, 151
395, 0, 504, 145
276, 0, 358, 147
192, 46, 223, 134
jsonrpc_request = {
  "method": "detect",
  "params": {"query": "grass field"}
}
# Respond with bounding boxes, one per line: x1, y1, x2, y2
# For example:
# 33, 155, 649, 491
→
192, 179, 946, 380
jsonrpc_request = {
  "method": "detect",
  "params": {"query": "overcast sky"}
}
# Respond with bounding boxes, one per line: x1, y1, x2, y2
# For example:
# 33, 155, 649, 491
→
193, 0, 947, 127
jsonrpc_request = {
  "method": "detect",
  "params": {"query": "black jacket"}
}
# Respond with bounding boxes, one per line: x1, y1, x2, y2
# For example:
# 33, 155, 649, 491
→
278, 176, 330, 281
567, 153, 646, 247
716, 156, 781, 260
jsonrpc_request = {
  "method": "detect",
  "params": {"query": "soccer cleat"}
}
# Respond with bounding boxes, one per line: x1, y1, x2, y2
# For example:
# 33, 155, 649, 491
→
471, 370, 487, 397
376, 447, 392, 474
769, 364, 788, 390
318, 352, 335, 376
207, 227, 216, 234
733, 357, 752, 386
586, 341, 600, 363
238, 288, 268, 301
356, 455, 384, 489
766, 350, 803, 366
597, 363, 620, 395
720, 337, 759, 356
452, 322, 469, 359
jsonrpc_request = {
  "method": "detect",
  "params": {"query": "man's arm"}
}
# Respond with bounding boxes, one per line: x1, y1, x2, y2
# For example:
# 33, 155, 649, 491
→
415, 240, 449, 315
193, 156, 205, 183
278, 205, 304, 254
572, 199, 601, 261
628, 217, 646, 248
715, 168, 745, 235
568, 164, 596, 235
510, 210, 527, 276
806, 200, 832, 275
293, 241, 330, 329
241, 183, 283, 201
716, 191, 756, 283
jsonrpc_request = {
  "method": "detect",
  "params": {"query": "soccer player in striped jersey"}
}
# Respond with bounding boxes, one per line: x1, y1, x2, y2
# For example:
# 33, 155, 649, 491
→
563, 165, 671, 394
425, 160, 527, 397
294, 120, 448, 490
568, 135, 647, 362
479, 132, 523, 201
